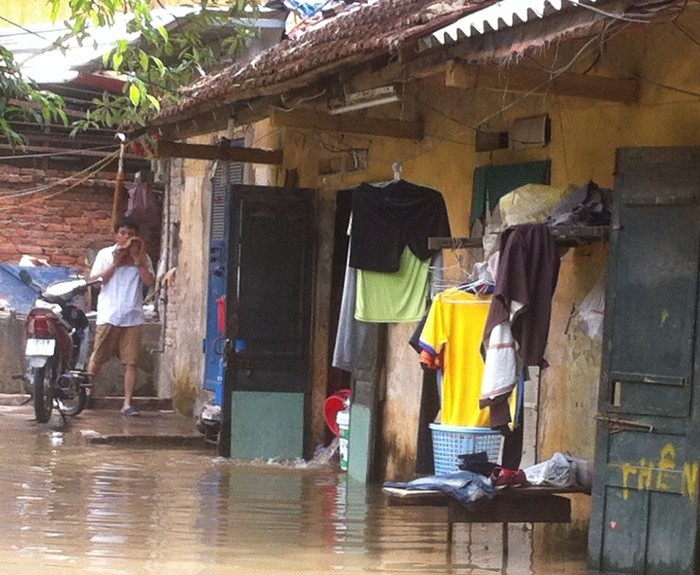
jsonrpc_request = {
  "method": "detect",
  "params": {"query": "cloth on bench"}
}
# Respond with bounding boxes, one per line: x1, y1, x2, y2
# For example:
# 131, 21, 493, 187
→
383, 470, 495, 505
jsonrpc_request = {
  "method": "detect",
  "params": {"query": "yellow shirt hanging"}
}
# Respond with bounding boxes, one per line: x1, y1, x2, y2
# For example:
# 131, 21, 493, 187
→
419, 288, 491, 427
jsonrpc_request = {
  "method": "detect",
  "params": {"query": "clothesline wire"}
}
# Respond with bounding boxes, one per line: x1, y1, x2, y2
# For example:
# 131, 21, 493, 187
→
0, 150, 119, 205
0, 144, 122, 161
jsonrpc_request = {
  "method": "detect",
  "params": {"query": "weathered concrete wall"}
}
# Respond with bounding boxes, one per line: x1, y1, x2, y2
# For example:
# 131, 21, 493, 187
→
0, 310, 26, 393
265, 12, 700, 484
156, 135, 223, 411
160, 11, 699, 484
0, 311, 160, 397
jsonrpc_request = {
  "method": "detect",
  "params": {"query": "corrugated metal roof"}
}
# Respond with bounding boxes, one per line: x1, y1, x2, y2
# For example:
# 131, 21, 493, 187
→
419, 0, 601, 49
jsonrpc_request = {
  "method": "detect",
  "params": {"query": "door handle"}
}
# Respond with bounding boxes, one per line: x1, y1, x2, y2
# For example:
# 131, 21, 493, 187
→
595, 414, 654, 433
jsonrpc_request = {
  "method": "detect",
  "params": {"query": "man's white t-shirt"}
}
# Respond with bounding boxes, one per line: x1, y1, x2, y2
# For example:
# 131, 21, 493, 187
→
91, 244, 154, 327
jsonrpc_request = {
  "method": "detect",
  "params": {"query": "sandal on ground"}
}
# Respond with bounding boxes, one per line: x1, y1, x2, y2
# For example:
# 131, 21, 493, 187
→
120, 406, 140, 417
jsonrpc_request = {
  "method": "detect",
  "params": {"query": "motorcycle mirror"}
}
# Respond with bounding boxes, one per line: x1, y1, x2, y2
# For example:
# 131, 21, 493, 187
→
44, 278, 87, 299
18, 269, 32, 285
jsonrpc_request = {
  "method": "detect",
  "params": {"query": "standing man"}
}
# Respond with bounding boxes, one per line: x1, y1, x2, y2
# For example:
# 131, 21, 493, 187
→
88, 216, 155, 416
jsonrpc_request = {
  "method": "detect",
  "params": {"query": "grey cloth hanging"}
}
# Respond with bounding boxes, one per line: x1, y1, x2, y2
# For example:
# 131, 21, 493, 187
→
332, 247, 384, 374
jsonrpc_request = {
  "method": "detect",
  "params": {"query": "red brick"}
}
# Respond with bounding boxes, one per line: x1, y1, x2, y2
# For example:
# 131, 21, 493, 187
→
45, 224, 72, 233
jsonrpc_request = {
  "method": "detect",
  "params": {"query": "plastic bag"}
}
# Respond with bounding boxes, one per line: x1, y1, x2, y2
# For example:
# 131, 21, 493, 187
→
498, 184, 570, 227
524, 452, 574, 487
566, 454, 594, 489
577, 278, 606, 342
125, 181, 159, 225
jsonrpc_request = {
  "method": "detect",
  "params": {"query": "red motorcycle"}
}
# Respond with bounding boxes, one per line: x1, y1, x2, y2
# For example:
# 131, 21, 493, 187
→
20, 269, 101, 423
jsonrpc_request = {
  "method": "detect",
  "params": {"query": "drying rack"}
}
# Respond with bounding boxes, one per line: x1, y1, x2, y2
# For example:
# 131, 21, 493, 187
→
428, 225, 609, 250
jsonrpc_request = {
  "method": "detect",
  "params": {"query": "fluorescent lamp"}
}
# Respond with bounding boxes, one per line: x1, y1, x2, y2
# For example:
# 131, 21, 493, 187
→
328, 86, 400, 115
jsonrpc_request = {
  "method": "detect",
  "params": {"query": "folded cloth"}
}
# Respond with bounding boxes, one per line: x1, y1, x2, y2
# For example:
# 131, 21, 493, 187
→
460, 461, 499, 477
459, 451, 488, 464
457, 451, 498, 476
384, 470, 495, 505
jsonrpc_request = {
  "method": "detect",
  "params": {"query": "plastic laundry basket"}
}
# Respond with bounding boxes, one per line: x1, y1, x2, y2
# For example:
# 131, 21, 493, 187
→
429, 423, 503, 476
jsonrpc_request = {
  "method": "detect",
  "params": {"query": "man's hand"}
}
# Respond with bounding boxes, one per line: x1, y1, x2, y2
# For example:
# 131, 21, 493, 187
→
114, 237, 145, 267
113, 246, 132, 266
128, 237, 148, 267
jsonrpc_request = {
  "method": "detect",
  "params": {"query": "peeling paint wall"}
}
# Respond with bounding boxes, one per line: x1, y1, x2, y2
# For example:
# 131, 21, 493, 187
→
259, 13, 699, 483
163, 13, 698, 491
158, 134, 221, 403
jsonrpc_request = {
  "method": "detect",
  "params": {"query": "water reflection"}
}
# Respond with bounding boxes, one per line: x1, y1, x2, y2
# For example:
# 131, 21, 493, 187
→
0, 430, 589, 574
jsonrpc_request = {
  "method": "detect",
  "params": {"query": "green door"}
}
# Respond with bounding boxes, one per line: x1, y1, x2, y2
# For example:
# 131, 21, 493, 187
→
219, 185, 315, 460
589, 147, 700, 574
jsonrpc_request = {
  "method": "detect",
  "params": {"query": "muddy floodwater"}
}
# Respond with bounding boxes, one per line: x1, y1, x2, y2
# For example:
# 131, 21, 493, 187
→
0, 426, 591, 575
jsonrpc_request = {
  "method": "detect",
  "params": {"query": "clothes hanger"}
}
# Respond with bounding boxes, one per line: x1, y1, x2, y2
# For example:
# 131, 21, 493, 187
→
368, 161, 404, 188
457, 277, 493, 295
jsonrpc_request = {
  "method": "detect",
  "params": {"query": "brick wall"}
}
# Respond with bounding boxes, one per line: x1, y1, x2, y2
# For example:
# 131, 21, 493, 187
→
0, 166, 161, 272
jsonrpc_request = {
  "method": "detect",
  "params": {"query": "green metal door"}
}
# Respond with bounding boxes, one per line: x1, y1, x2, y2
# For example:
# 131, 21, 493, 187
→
219, 185, 315, 460
589, 147, 700, 574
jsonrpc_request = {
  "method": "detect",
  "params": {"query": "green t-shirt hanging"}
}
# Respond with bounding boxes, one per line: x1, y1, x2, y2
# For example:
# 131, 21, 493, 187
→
355, 247, 429, 323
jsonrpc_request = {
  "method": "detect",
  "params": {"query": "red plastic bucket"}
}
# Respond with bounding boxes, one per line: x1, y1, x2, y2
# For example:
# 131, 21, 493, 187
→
323, 389, 351, 435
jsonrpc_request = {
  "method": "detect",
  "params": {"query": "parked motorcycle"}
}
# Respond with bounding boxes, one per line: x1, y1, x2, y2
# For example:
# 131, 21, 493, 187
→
20, 269, 102, 423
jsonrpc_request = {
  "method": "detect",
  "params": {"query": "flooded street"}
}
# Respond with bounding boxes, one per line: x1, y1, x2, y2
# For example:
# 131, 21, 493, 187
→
0, 409, 590, 575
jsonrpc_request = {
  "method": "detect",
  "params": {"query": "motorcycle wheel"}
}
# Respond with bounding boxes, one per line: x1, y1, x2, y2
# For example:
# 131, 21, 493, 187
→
57, 387, 87, 417
31, 365, 54, 423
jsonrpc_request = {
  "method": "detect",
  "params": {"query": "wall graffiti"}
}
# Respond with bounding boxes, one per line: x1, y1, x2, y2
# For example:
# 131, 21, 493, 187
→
614, 443, 700, 501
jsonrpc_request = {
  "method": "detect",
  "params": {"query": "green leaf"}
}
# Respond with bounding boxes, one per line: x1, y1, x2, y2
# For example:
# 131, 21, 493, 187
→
49, 0, 60, 23
156, 26, 169, 43
139, 51, 149, 73
112, 52, 123, 71
146, 94, 161, 112
129, 84, 141, 107
151, 56, 165, 77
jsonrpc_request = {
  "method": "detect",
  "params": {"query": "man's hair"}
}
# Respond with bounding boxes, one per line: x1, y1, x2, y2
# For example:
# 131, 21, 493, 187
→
114, 216, 140, 234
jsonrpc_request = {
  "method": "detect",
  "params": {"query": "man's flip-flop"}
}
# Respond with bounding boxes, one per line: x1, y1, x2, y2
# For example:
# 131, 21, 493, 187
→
120, 406, 140, 417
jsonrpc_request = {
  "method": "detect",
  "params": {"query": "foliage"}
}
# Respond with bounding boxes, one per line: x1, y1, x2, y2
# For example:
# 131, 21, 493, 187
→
1, 0, 259, 144
0, 46, 68, 146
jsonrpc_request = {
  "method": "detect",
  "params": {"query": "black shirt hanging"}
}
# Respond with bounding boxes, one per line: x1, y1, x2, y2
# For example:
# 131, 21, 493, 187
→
349, 180, 451, 273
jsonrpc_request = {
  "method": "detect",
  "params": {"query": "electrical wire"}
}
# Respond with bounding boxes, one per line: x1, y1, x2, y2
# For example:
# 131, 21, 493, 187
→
673, 19, 700, 46
270, 89, 327, 112
635, 75, 700, 98
471, 20, 634, 130
0, 15, 70, 51
0, 144, 121, 161
0, 150, 119, 201
569, 0, 690, 24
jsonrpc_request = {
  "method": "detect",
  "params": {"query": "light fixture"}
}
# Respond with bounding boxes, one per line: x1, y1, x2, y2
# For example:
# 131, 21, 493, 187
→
328, 85, 400, 115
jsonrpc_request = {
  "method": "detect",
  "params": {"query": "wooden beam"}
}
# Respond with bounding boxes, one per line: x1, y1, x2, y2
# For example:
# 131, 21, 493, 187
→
156, 106, 232, 141
271, 108, 423, 141
156, 140, 283, 165
446, 61, 639, 104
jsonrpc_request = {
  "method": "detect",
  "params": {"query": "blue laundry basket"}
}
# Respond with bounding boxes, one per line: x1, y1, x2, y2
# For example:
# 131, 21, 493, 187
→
429, 423, 503, 476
